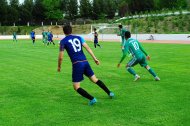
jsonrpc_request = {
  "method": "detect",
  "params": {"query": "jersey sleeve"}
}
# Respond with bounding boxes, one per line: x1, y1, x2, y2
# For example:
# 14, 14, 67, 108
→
80, 37, 86, 44
59, 41, 65, 51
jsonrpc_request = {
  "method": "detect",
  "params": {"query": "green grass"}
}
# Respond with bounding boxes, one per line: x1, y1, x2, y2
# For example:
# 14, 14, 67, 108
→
0, 39, 190, 126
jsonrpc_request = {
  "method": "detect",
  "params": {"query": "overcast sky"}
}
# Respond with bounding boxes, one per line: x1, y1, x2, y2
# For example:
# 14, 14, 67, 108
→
19, 0, 24, 3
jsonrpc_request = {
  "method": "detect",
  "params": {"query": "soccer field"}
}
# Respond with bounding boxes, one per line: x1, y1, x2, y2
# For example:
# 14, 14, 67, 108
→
0, 39, 190, 126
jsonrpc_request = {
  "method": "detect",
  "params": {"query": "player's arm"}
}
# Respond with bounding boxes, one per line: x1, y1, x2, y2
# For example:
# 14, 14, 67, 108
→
117, 47, 128, 68
138, 41, 150, 60
117, 30, 121, 36
58, 42, 65, 72
57, 51, 64, 72
83, 43, 100, 65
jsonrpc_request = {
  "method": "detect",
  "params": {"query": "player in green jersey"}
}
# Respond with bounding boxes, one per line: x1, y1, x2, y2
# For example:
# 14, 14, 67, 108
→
118, 25, 128, 50
117, 31, 160, 81
42, 30, 47, 44
13, 32, 17, 43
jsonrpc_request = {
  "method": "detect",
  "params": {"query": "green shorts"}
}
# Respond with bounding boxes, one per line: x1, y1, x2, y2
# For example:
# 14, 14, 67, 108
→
127, 55, 147, 67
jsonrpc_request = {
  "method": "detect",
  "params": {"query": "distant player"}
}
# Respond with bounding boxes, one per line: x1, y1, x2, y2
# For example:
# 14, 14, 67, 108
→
13, 32, 17, 43
93, 28, 101, 48
117, 31, 160, 81
30, 30, 35, 45
118, 25, 128, 50
58, 25, 114, 105
42, 30, 47, 44
188, 36, 190, 38
47, 31, 55, 46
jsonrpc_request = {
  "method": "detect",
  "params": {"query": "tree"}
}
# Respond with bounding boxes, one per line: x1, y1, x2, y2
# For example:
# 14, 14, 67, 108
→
92, 0, 100, 19
65, 0, 78, 20
19, 5, 32, 24
43, 0, 63, 21
92, 0, 107, 19
33, 0, 46, 22
10, 0, 19, 8
129, 0, 155, 13
105, 0, 117, 19
118, 0, 129, 17
79, 0, 92, 19
8, 0, 20, 24
0, 0, 8, 25
19, 0, 34, 24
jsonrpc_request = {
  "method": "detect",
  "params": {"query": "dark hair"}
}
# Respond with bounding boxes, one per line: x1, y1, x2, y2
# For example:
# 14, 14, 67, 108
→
94, 28, 96, 31
125, 31, 131, 38
63, 25, 72, 35
118, 25, 122, 28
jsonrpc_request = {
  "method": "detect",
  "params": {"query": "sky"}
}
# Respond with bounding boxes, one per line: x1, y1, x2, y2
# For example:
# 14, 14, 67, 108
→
19, 0, 24, 3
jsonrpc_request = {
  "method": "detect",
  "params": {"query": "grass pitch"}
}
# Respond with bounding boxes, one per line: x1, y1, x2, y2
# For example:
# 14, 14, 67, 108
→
0, 39, 190, 126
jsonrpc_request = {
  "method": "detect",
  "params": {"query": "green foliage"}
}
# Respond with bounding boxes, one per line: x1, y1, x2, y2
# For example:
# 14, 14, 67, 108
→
163, 20, 168, 33
0, 26, 38, 35
118, 13, 190, 34
33, 0, 46, 21
79, 0, 92, 19
0, 0, 189, 25
0, 0, 8, 24
66, 0, 78, 20
43, 0, 63, 20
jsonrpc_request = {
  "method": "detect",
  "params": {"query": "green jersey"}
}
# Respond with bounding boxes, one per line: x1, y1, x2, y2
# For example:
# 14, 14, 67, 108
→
42, 31, 47, 38
13, 32, 16, 37
119, 38, 148, 63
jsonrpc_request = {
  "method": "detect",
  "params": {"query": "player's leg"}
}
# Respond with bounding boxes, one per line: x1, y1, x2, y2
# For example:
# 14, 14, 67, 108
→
89, 75, 114, 98
84, 62, 114, 98
97, 43, 101, 48
32, 37, 35, 44
52, 40, 55, 45
144, 65, 160, 81
73, 82, 95, 101
139, 56, 160, 81
73, 62, 97, 105
32, 38, 34, 44
126, 58, 140, 81
94, 43, 96, 48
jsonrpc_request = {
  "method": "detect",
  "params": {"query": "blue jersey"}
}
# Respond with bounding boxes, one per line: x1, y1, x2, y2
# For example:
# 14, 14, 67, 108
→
60, 35, 87, 63
30, 31, 35, 37
48, 33, 53, 40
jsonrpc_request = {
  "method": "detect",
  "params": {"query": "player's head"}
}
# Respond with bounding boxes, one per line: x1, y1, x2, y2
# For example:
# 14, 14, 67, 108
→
118, 25, 123, 29
125, 31, 131, 39
63, 25, 72, 35
94, 28, 96, 31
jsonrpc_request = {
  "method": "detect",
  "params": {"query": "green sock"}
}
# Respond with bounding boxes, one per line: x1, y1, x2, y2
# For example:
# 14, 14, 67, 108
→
127, 67, 136, 76
148, 68, 157, 77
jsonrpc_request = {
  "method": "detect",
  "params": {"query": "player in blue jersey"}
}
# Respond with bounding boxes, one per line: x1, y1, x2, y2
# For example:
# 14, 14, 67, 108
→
93, 28, 101, 48
47, 31, 55, 46
58, 25, 114, 105
30, 30, 35, 45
